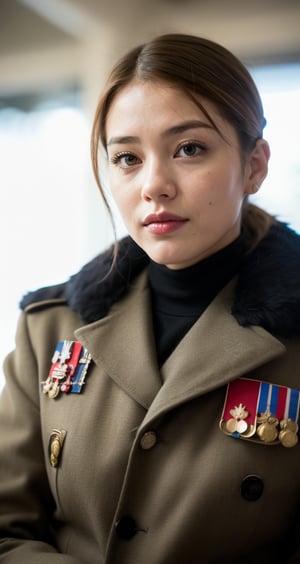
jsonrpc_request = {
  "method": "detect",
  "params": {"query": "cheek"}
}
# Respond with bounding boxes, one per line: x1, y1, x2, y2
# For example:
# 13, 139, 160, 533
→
110, 185, 134, 222
190, 173, 218, 209
191, 174, 244, 221
109, 173, 124, 204
204, 167, 244, 204
111, 191, 125, 214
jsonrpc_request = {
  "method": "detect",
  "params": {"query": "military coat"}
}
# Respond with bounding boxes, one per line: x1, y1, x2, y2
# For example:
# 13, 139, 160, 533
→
1, 221, 300, 563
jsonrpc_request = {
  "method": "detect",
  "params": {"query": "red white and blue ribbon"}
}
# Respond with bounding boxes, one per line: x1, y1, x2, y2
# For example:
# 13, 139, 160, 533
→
42, 340, 92, 398
220, 378, 300, 447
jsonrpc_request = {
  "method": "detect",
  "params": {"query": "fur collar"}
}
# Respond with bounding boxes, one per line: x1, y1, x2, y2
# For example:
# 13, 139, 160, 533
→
21, 221, 300, 338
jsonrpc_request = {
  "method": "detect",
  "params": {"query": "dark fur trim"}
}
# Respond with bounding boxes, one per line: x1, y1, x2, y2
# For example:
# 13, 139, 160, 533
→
232, 222, 300, 337
21, 223, 300, 338
21, 283, 66, 309
20, 237, 148, 319
65, 237, 148, 321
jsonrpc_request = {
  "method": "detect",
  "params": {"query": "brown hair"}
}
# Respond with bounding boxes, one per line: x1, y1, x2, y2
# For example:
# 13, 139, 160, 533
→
91, 33, 273, 254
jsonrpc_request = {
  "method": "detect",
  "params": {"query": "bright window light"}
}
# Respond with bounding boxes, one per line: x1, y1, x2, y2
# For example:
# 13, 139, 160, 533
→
251, 64, 300, 233
0, 100, 91, 388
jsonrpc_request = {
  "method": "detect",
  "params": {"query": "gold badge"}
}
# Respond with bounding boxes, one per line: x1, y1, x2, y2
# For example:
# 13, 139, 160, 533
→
49, 429, 66, 468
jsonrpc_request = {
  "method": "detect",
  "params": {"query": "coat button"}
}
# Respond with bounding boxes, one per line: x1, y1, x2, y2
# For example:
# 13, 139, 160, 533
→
115, 515, 138, 540
140, 430, 157, 450
241, 475, 264, 501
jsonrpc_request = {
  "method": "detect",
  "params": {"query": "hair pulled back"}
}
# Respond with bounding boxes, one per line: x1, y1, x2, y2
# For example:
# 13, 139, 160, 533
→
91, 33, 271, 251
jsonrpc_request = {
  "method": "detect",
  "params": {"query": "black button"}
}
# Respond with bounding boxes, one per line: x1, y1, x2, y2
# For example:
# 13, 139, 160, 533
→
241, 475, 264, 501
115, 515, 138, 540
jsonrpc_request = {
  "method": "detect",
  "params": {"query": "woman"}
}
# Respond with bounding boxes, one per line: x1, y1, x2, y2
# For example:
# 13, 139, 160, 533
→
1, 33, 300, 564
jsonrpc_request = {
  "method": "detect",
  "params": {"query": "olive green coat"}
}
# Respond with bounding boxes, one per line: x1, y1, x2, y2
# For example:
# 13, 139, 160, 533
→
1, 267, 300, 564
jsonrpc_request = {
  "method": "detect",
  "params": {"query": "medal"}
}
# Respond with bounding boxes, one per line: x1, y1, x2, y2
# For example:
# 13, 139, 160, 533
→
220, 378, 300, 448
42, 341, 92, 398
220, 378, 260, 439
225, 403, 249, 434
279, 418, 299, 448
256, 416, 279, 443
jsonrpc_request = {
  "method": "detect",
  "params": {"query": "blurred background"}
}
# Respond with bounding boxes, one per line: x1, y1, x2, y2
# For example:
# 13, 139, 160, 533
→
1, 0, 300, 388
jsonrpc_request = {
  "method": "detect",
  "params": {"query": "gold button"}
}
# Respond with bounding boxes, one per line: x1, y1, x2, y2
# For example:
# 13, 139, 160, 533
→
140, 431, 157, 450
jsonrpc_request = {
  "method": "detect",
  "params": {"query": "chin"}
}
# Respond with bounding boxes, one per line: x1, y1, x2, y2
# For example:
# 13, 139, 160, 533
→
141, 239, 202, 268
147, 250, 191, 269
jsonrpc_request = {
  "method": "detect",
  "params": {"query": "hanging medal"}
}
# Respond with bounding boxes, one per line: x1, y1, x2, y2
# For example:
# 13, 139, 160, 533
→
220, 378, 300, 448
42, 340, 92, 399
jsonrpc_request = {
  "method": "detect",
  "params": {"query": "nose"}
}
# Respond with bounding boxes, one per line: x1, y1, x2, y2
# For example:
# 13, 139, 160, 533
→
141, 158, 177, 202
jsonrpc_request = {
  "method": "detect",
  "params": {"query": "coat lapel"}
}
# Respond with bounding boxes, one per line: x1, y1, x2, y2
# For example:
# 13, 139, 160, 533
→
75, 274, 286, 421
75, 270, 161, 410
143, 280, 286, 424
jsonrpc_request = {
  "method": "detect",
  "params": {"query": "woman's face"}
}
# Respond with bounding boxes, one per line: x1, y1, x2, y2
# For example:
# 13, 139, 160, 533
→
106, 80, 259, 269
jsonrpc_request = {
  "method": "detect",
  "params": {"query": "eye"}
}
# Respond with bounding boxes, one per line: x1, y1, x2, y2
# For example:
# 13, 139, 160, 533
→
110, 151, 140, 169
175, 142, 205, 158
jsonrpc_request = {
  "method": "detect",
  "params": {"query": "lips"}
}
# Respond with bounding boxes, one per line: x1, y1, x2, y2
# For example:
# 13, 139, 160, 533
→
143, 212, 187, 225
143, 212, 188, 235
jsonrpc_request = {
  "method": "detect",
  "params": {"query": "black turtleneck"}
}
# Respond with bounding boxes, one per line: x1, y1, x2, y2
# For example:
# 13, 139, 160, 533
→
149, 235, 244, 366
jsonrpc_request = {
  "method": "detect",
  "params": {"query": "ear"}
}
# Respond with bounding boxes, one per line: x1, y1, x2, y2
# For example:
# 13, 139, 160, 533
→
244, 139, 270, 195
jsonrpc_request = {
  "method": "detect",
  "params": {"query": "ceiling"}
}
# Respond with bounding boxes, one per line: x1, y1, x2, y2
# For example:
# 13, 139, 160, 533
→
0, 0, 300, 108
1, 0, 300, 64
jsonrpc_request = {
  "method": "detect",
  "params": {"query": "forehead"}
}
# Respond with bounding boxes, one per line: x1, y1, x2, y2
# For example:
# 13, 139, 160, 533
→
106, 79, 219, 128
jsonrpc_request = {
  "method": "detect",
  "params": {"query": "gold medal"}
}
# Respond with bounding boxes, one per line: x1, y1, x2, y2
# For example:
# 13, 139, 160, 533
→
48, 381, 60, 399
220, 378, 300, 448
256, 416, 279, 443
280, 418, 298, 433
225, 419, 237, 433
279, 429, 298, 448
224, 404, 249, 435
256, 407, 271, 425
279, 418, 299, 447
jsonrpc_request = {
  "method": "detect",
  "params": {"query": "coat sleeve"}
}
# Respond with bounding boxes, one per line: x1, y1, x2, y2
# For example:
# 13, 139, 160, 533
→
0, 312, 82, 564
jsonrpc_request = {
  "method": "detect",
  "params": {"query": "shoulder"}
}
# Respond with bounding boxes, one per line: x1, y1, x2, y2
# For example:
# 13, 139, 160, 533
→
20, 236, 149, 323
233, 220, 300, 337
21, 283, 67, 313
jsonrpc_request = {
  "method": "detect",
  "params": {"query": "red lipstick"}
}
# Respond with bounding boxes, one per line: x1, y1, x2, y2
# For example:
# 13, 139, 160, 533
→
143, 212, 188, 235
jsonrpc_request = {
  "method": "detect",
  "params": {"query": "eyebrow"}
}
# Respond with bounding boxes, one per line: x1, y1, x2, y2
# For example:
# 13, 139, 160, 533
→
163, 120, 214, 137
107, 120, 214, 146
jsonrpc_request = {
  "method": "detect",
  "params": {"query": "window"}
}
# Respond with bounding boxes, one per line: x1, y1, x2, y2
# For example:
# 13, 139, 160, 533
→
0, 89, 96, 388
251, 63, 300, 233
